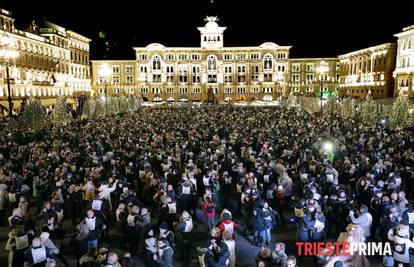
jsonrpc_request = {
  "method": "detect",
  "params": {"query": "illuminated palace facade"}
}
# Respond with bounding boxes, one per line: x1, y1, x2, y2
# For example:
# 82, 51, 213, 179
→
0, 7, 91, 114
92, 17, 343, 103
394, 25, 414, 98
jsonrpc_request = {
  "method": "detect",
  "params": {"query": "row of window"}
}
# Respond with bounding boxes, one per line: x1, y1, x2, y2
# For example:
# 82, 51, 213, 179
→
112, 65, 134, 74
16, 39, 68, 60
138, 53, 288, 61
291, 73, 339, 82
342, 57, 388, 75
350, 88, 385, 94
138, 64, 286, 73
134, 87, 279, 94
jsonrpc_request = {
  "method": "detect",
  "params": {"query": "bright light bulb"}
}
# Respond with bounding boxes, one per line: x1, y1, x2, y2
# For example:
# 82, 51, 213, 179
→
324, 142, 333, 152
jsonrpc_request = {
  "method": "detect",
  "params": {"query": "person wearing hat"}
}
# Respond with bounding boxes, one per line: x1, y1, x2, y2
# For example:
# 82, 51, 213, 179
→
218, 209, 238, 236
154, 238, 174, 267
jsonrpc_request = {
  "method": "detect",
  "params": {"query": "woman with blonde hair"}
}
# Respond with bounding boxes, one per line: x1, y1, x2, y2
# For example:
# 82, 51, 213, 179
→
82, 179, 95, 202
255, 247, 272, 267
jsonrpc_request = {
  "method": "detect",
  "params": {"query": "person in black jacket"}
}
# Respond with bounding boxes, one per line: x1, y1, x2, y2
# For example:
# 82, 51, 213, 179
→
83, 209, 105, 249
24, 238, 52, 267
154, 238, 174, 267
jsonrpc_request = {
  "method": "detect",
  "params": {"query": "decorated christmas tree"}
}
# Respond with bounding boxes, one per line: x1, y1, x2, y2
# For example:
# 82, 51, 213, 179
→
389, 94, 413, 130
360, 91, 378, 125
18, 98, 47, 130
51, 97, 72, 124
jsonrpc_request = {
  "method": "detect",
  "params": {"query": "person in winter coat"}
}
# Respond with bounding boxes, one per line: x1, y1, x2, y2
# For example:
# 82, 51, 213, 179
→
349, 204, 372, 239
84, 209, 105, 249
175, 210, 193, 266
5, 225, 33, 267
387, 220, 414, 266
218, 209, 238, 236
115, 203, 127, 249
202, 196, 217, 230
251, 208, 265, 247
222, 231, 235, 267
259, 201, 277, 245
271, 242, 287, 267
255, 247, 272, 267
40, 232, 70, 267
143, 229, 157, 267
154, 238, 174, 267
24, 238, 52, 267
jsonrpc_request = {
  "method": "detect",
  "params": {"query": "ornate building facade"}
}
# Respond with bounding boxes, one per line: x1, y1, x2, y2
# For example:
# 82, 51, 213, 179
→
92, 17, 292, 103
394, 25, 414, 98
287, 58, 339, 97
0, 7, 91, 114
338, 43, 397, 99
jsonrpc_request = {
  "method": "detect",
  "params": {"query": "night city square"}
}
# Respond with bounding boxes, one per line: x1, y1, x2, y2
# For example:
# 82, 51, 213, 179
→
0, 0, 414, 266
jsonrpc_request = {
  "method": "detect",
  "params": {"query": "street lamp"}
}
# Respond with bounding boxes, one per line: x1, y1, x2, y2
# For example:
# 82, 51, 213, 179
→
98, 63, 112, 113
0, 33, 19, 117
316, 60, 329, 115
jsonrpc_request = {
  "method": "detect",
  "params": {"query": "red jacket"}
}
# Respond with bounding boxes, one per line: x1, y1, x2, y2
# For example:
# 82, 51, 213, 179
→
202, 202, 216, 218
218, 219, 238, 233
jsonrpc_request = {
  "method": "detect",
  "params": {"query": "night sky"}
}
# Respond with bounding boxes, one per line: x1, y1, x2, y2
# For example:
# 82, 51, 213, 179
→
2, 0, 413, 60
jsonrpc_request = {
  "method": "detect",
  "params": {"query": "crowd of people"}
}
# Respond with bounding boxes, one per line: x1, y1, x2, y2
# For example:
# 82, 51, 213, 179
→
0, 106, 414, 267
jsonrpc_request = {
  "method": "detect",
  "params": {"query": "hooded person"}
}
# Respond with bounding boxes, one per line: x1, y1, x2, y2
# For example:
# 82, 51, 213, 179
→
218, 209, 238, 235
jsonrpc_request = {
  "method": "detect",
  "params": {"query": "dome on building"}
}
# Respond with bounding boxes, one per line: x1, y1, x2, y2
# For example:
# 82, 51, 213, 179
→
259, 42, 279, 48
145, 43, 166, 50
205, 21, 219, 31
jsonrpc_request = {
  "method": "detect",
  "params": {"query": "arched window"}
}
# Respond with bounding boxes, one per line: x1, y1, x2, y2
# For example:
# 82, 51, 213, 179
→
152, 55, 161, 70
263, 54, 273, 70
207, 55, 217, 71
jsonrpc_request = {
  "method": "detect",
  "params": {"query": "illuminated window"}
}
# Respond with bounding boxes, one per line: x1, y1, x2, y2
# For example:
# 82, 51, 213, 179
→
152, 55, 161, 70
292, 64, 300, 72
112, 66, 120, 73
207, 55, 217, 71
112, 75, 120, 84
263, 54, 273, 70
